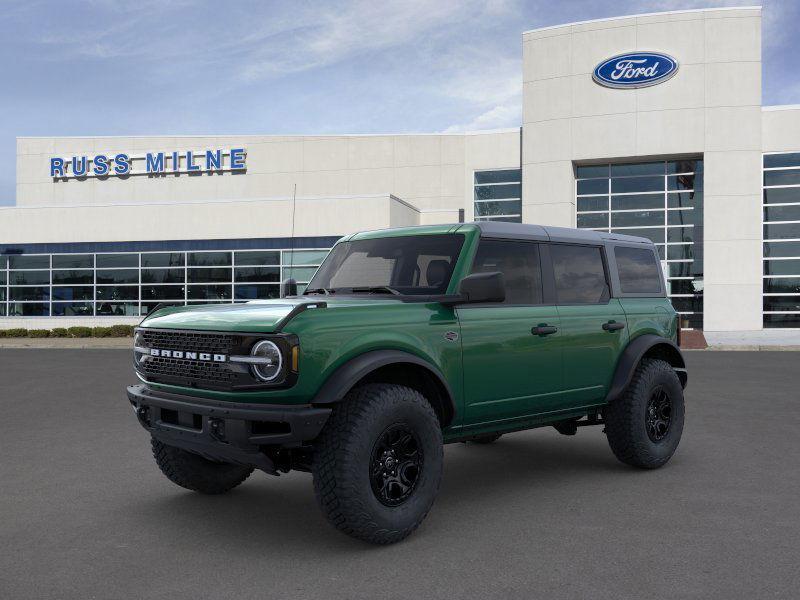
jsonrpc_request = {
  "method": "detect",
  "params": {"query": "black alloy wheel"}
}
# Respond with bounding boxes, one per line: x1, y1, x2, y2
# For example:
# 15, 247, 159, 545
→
645, 386, 672, 442
369, 424, 423, 506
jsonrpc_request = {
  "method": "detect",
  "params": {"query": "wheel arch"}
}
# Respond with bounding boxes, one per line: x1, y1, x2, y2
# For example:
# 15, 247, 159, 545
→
312, 350, 456, 427
606, 334, 687, 403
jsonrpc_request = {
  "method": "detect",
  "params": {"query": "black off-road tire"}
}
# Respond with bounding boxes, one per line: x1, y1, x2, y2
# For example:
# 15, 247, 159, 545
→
151, 438, 254, 494
312, 383, 443, 544
470, 433, 503, 444
604, 358, 685, 469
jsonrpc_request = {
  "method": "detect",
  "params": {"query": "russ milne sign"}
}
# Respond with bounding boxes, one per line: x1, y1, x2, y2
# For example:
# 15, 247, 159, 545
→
592, 52, 678, 89
50, 148, 246, 179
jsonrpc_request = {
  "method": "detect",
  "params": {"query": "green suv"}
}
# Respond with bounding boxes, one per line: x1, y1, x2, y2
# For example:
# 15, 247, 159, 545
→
128, 222, 687, 544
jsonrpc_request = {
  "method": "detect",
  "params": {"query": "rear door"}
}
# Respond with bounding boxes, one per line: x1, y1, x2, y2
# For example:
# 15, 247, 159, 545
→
546, 243, 628, 408
458, 239, 563, 426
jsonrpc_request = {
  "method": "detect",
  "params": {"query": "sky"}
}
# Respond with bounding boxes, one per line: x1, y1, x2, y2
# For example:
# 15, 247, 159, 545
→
1, 0, 798, 206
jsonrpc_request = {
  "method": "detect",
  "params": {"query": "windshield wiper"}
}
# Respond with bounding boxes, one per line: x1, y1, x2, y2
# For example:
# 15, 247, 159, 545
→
304, 287, 334, 295
350, 286, 401, 295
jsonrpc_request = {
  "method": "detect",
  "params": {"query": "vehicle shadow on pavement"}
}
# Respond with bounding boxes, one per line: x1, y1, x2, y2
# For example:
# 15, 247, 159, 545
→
125, 430, 629, 550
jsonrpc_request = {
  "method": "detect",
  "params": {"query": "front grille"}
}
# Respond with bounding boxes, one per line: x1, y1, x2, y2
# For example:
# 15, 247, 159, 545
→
140, 330, 236, 355
142, 354, 234, 385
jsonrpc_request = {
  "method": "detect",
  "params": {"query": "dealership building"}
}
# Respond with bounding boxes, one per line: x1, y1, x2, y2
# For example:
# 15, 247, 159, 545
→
2, 6, 799, 342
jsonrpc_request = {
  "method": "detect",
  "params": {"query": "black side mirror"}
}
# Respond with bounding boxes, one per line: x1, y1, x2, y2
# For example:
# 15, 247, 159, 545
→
457, 271, 505, 304
281, 278, 298, 298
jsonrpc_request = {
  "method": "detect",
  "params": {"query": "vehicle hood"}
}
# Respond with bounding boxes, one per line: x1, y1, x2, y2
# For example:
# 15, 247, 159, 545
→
138, 297, 405, 333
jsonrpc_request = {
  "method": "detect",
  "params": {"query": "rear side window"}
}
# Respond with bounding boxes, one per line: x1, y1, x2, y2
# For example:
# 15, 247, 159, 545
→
550, 244, 609, 304
471, 240, 542, 304
614, 246, 663, 294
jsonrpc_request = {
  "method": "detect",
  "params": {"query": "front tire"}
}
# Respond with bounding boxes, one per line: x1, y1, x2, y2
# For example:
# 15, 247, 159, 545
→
151, 438, 253, 494
604, 358, 685, 469
312, 383, 443, 544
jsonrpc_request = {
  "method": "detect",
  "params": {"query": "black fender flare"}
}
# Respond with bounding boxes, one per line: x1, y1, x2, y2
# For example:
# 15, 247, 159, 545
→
606, 334, 687, 403
312, 349, 457, 426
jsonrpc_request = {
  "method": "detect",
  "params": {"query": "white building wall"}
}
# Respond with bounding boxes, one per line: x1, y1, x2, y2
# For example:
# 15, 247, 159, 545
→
522, 7, 764, 331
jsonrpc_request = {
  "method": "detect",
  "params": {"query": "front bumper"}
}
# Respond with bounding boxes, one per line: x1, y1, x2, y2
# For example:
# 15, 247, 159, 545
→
127, 384, 331, 473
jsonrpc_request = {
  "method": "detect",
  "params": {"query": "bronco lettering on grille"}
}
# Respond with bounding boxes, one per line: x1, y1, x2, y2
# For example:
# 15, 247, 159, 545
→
149, 348, 227, 362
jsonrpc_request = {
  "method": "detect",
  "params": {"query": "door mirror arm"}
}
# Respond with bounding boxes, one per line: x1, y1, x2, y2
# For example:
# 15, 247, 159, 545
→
439, 272, 506, 306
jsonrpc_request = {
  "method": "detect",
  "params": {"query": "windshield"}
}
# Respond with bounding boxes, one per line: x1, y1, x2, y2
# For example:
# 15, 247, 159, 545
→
306, 234, 464, 296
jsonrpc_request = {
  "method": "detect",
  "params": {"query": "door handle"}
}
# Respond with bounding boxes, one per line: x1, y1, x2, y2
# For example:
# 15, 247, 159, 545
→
602, 321, 626, 332
532, 325, 558, 336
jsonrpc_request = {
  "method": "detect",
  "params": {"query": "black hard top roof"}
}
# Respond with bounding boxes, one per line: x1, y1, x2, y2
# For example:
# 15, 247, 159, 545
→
468, 221, 652, 245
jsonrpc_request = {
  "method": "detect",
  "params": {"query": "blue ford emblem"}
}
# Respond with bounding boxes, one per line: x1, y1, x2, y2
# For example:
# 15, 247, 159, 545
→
593, 52, 679, 89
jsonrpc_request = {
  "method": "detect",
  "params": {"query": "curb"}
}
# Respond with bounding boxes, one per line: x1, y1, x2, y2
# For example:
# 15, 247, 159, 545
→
704, 344, 800, 351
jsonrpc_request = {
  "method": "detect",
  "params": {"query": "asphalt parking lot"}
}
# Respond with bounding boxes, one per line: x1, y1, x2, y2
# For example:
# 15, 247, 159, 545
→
1, 350, 798, 600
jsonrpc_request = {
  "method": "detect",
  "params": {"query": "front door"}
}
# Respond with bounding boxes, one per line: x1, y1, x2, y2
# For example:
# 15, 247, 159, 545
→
458, 239, 563, 427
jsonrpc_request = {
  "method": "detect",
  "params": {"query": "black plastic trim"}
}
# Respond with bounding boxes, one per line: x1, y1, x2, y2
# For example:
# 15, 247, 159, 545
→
605, 334, 687, 403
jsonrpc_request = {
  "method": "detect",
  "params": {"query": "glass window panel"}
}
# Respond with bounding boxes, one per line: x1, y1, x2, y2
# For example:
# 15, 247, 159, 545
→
764, 223, 800, 240
667, 279, 702, 295
96, 269, 138, 284
611, 211, 663, 227
52, 254, 93, 269
764, 153, 800, 169
142, 301, 183, 315
577, 197, 608, 212
763, 187, 800, 204
9, 255, 49, 269
610, 228, 665, 244
764, 170, 800, 186
611, 176, 663, 194
550, 244, 608, 304
670, 296, 703, 312
284, 267, 318, 282
96, 254, 137, 268
0, 255, 6, 269
667, 160, 702, 174
234, 251, 280, 266
470, 240, 543, 304
0, 288, 5, 301
234, 266, 280, 283
52, 270, 93, 284
474, 200, 522, 218
141, 268, 184, 284
96, 302, 140, 316
667, 245, 694, 260
657, 245, 665, 260
8, 302, 49, 316
764, 278, 800, 294
576, 165, 608, 178
763, 259, 800, 276
667, 227, 695, 243
96, 286, 138, 301
0, 304, 6, 316
667, 209, 699, 226
141, 285, 185, 300
679, 313, 704, 329
577, 213, 608, 228
667, 191, 703, 209
52, 286, 93, 301
763, 297, 800, 312
764, 205, 800, 222
187, 284, 232, 300
141, 253, 185, 268
576, 179, 608, 195
764, 241, 800, 258
611, 194, 664, 210
764, 314, 800, 328
0, 272, 5, 285
668, 262, 694, 277
234, 284, 281, 300
667, 174, 701, 191
474, 169, 520, 184
9, 270, 49, 285
188, 251, 232, 266
10, 287, 50, 301
611, 162, 664, 177
615, 247, 662, 294
474, 184, 521, 200
52, 302, 94, 316
187, 267, 231, 283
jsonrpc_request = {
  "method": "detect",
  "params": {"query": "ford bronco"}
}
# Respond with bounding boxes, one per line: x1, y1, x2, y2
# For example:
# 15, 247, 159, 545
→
127, 222, 687, 544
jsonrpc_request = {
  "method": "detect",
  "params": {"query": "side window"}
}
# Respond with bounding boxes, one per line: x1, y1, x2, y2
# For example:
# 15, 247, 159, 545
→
550, 244, 609, 304
614, 246, 663, 294
470, 240, 542, 304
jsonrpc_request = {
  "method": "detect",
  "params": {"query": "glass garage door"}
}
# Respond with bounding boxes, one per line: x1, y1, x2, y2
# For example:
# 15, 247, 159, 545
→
763, 153, 800, 328
575, 159, 704, 330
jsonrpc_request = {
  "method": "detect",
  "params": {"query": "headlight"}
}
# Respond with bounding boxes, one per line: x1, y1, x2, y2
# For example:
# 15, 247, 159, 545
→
133, 330, 146, 365
250, 340, 283, 382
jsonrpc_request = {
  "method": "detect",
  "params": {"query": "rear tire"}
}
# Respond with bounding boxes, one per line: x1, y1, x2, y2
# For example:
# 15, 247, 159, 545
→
312, 383, 443, 544
151, 438, 253, 494
604, 358, 685, 469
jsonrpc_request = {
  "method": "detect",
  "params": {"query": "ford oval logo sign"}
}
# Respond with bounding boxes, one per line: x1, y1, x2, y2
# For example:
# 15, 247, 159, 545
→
593, 52, 679, 89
